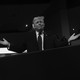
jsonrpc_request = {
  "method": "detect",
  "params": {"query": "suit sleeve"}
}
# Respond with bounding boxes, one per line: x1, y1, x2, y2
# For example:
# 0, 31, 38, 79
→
8, 41, 27, 53
53, 35, 69, 48
8, 32, 28, 53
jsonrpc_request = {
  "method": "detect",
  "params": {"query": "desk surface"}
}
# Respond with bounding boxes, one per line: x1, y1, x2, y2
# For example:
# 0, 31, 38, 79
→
0, 45, 80, 79
0, 45, 80, 57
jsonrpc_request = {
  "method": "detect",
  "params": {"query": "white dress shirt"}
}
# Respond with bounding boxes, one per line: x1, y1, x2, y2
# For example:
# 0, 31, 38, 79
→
36, 31, 44, 51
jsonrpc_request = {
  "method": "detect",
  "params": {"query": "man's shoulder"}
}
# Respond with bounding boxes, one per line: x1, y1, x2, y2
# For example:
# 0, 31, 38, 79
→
26, 29, 36, 37
27, 29, 57, 37
28, 29, 35, 33
45, 30, 55, 36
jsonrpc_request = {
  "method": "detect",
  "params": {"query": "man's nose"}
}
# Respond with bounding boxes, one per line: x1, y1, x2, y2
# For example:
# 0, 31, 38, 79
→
38, 23, 42, 26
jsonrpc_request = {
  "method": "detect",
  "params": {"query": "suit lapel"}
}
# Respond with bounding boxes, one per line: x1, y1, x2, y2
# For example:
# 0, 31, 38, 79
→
33, 30, 39, 50
44, 32, 48, 50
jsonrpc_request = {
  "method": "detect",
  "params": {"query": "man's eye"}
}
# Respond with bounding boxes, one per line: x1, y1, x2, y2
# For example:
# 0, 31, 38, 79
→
35, 21, 43, 24
37, 22, 39, 23
35, 22, 39, 24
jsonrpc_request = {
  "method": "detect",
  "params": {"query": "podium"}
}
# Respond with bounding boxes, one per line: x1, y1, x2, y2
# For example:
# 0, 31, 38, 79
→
0, 45, 80, 80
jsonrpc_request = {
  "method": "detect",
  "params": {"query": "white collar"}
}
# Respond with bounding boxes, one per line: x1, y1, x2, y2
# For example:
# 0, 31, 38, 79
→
36, 31, 39, 36
36, 30, 44, 35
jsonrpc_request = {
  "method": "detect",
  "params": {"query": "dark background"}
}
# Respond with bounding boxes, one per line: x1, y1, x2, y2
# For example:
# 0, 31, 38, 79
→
0, 0, 63, 36
0, 0, 80, 46
0, 0, 79, 33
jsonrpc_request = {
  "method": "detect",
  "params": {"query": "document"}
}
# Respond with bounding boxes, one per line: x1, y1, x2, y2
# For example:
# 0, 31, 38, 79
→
0, 47, 16, 54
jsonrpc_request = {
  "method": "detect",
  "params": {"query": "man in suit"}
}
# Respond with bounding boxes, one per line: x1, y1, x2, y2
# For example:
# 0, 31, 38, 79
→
0, 16, 80, 53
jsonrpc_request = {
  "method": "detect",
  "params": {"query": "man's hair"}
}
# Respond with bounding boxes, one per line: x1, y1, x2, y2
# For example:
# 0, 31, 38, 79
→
32, 16, 44, 24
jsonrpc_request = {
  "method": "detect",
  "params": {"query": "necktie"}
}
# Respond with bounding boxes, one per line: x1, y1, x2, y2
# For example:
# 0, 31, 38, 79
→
38, 33, 42, 51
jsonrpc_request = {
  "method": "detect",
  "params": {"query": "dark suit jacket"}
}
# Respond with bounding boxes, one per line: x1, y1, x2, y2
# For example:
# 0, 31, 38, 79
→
9, 29, 68, 53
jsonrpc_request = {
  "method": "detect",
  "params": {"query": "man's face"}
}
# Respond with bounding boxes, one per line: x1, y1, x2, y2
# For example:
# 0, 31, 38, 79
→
33, 17, 45, 31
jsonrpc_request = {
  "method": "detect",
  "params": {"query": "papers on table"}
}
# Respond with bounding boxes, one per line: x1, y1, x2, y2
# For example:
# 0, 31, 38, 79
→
0, 47, 16, 54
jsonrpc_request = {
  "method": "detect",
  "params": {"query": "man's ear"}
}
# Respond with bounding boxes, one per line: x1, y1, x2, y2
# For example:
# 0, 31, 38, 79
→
32, 24, 34, 29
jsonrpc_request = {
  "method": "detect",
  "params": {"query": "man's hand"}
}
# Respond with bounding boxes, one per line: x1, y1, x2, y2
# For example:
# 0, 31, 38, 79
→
68, 33, 80, 42
0, 38, 10, 46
